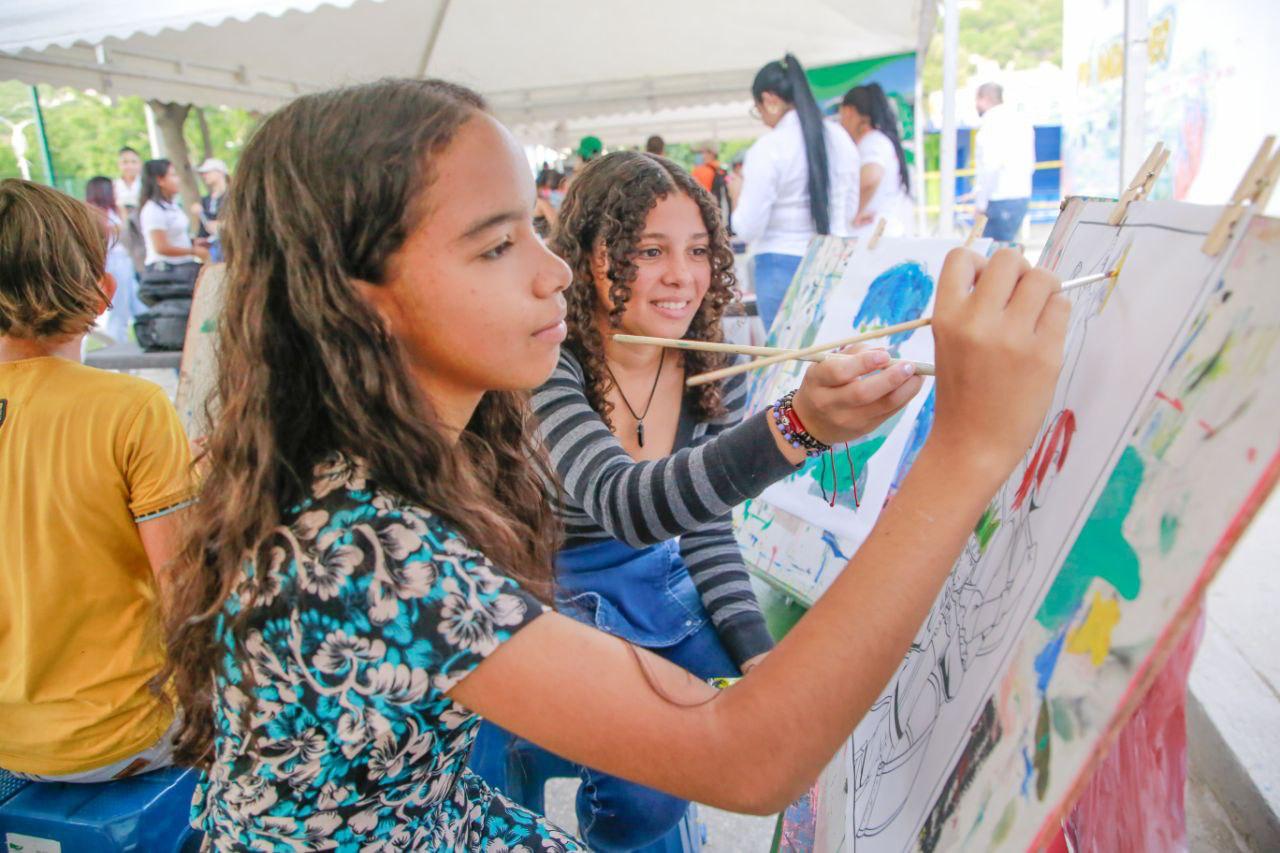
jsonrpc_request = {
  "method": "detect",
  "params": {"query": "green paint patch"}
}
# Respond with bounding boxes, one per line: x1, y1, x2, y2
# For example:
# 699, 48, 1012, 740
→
199, 318, 215, 333
1034, 698, 1051, 801
1037, 446, 1145, 632
991, 800, 1018, 846
1049, 698, 1075, 741
1159, 513, 1180, 555
974, 504, 1002, 553
806, 434, 887, 494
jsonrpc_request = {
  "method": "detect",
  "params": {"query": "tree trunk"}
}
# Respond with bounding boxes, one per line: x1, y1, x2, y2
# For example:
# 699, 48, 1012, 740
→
147, 100, 200, 210
195, 107, 213, 161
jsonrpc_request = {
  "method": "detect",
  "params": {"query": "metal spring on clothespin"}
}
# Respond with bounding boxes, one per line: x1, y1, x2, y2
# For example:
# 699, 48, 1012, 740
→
1107, 142, 1170, 227
1202, 136, 1280, 256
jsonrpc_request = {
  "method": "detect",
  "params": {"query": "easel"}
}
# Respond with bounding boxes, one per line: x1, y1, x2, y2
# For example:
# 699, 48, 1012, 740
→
1108, 142, 1170, 226
1202, 136, 1280, 255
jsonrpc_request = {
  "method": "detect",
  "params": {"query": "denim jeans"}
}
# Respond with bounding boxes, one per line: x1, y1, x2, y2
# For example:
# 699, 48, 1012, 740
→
471, 539, 740, 851
751, 252, 804, 334
982, 198, 1030, 243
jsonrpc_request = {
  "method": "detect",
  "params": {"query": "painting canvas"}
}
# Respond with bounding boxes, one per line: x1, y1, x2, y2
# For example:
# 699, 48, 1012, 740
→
751, 197, 1280, 851
175, 263, 227, 439
738, 235, 990, 603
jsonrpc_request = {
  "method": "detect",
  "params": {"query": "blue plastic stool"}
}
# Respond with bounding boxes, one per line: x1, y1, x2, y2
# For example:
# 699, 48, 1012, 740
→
471, 723, 705, 852
0, 766, 202, 852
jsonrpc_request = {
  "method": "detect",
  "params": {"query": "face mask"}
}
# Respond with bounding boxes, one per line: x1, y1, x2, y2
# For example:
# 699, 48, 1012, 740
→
693, 153, 705, 166
549, 190, 565, 207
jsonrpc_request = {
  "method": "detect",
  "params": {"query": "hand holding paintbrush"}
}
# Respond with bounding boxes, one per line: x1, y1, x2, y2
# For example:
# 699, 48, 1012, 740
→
613, 269, 1114, 386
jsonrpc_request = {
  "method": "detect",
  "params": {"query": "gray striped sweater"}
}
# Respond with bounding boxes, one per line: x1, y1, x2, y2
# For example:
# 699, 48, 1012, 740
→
532, 349, 797, 666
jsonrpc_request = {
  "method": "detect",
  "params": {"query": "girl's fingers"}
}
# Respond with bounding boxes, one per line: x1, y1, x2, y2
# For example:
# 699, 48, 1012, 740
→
812, 348, 891, 387
935, 247, 988, 319
1005, 267, 1060, 330
973, 248, 1030, 316
830, 359, 917, 407
1036, 291, 1071, 340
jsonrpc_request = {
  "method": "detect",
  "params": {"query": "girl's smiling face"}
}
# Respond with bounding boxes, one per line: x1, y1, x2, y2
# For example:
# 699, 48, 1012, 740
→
593, 192, 712, 340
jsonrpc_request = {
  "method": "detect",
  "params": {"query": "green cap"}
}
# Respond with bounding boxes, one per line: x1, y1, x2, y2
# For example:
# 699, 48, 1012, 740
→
577, 135, 603, 160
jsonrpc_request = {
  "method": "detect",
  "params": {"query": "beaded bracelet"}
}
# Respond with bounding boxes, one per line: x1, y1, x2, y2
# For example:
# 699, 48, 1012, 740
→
770, 390, 861, 509
770, 390, 830, 457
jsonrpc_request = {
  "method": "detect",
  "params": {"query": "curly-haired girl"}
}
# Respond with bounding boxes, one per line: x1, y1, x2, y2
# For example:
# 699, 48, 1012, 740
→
159, 77, 1067, 851
467, 150, 907, 849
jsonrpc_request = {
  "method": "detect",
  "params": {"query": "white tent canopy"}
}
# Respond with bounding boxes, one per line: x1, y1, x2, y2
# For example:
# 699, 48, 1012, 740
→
1, 0, 932, 146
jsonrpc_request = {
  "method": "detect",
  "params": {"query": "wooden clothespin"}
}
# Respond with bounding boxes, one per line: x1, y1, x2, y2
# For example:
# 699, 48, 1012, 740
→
964, 214, 988, 248
1107, 142, 1168, 226
1202, 136, 1280, 256
866, 217, 887, 250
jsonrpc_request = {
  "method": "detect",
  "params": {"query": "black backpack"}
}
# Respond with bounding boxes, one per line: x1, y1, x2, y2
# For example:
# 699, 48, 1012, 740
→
134, 298, 192, 352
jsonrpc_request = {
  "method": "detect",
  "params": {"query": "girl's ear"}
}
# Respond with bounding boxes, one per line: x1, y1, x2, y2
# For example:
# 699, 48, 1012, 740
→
96, 272, 118, 316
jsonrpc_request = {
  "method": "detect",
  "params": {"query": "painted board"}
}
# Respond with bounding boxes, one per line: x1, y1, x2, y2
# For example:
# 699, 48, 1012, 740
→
175, 263, 227, 439
849, 199, 1278, 851
737, 235, 990, 604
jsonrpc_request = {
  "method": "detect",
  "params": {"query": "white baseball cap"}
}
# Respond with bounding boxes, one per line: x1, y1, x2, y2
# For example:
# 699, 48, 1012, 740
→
196, 158, 228, 175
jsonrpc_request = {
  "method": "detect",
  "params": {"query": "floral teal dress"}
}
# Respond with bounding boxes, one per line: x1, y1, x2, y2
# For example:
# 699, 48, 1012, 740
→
194, 455, 584, 852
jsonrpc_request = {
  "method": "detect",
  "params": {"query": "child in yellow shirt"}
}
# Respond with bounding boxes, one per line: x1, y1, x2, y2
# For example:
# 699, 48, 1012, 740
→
0, 179, 194, 781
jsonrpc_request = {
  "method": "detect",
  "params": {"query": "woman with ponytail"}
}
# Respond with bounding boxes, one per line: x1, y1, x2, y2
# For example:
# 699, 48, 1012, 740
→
840, 83, 915, 236
732, 53, 860, 331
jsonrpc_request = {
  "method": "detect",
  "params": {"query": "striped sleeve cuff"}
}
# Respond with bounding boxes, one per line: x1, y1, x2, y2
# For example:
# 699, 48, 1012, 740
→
712, 410, 802, 501
717, 610, 776, 669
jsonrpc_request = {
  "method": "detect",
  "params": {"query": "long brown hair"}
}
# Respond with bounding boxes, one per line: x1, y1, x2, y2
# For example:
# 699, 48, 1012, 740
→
159, 78, 561, 768
551, 152, 736, 427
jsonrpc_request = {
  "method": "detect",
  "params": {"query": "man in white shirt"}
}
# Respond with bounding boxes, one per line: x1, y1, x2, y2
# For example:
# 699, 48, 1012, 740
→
967, 83, 1035, 243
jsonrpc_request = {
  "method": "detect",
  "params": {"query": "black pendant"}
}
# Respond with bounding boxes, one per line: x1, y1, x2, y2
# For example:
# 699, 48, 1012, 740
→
637, 419, 645, 448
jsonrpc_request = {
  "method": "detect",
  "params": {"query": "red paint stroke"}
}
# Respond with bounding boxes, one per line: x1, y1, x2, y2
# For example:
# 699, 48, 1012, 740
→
1014, 410, 1078, 511
1154, 391, 1185, 412
1197, 419, 1216, 437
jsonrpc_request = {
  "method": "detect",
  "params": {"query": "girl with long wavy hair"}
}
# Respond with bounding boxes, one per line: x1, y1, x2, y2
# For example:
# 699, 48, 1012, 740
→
161, 76, 1068, 850
473, 150, 923, 850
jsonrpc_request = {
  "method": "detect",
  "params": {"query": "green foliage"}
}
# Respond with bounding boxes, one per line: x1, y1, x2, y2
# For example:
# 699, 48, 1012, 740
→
0, 81, 257, 197
922, 0, 1063, 94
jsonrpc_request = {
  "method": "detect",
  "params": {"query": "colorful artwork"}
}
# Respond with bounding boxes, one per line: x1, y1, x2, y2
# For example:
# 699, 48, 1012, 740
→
737, 236, 991, 602
1063, 0, 1280, 204
174, 264, 226, 439
742, 200, 1280, 850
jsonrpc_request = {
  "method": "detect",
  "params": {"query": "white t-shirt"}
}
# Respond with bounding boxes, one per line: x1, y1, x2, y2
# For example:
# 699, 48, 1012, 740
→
731, 111, 860, 257
974, 103, 1035, 207
854, 129, 914, 236
139, 199, 195, 266
113, 177, 141, 209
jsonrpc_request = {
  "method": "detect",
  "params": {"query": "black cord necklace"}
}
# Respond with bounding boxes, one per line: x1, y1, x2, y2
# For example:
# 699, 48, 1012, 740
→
605, 349, 666, 448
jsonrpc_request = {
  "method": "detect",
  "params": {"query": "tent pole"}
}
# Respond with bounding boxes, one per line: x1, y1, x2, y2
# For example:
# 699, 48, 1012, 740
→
29, 86, 56, 187
144, 102, 162, 158
1120, 0, 1149, 197
416, 0, 453, 78
939, 0, 958, 236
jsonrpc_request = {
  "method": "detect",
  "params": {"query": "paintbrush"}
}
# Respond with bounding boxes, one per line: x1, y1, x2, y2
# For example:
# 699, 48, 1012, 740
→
611, 334, 937, 376
683, 270, 1116, 387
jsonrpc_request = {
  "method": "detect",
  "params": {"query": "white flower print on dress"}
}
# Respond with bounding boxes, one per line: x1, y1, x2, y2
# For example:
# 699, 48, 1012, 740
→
313, 630, 386, 675
194, 460, 578, 851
